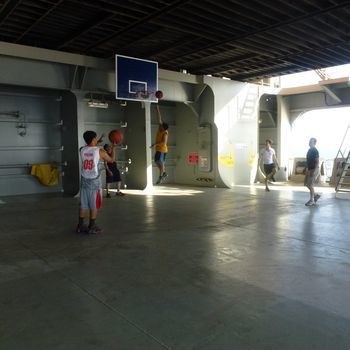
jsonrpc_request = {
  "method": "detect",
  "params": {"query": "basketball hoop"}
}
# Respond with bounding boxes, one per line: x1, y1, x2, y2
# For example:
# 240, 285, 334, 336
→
133, 90, 161, 101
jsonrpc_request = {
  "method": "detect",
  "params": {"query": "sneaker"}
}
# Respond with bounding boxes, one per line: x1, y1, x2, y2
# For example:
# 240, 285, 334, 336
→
305, 200, 315, 207
88, 225, 103, 234
76, 224, 89, 234
156, 176, 162, 185
116, 191, 125, 196
265, 187, 270, 192
314, 194, 321, 203
106, 193, 111, 198
162, 172, 168, 179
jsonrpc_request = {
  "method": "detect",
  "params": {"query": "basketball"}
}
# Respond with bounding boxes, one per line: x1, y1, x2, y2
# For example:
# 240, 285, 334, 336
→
155, 90, 163, 99
108, 129, 124, 144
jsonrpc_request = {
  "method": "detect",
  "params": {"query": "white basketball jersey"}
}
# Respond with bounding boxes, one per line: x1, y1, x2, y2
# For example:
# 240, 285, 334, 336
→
261, 147, 275, 165
80, 146, 100, 179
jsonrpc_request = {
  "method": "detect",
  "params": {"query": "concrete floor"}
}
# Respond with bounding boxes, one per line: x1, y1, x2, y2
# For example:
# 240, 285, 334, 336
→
1, 184, 350, 349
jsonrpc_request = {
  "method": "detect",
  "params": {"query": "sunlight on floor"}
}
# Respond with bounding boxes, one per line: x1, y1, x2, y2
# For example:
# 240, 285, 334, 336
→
108, 186, 205, 197
237, 182, 335, 194
108, 183, 337, 196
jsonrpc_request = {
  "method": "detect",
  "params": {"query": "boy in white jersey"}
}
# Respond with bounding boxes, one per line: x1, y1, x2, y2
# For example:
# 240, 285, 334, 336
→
259, 139, 279, 192
76, 131, 113, 234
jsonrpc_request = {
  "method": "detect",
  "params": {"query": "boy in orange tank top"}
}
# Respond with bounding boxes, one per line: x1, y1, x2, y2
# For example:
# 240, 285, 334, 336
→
150, 105, 169, 184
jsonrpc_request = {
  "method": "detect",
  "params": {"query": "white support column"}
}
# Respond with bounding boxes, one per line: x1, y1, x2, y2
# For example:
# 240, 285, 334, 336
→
144, 102, 154, 190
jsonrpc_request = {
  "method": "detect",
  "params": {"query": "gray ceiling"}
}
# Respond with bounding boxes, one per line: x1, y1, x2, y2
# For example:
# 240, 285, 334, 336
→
1, 0, 350, 81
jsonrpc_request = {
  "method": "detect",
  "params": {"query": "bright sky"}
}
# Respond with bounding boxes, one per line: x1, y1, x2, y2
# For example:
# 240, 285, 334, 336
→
278, 63, 350, 88
291, 108, 350, 159
278, 63, 350, 160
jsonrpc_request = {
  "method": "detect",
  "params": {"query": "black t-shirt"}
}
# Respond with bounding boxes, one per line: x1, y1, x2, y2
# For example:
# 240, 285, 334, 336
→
306, 147, 319, 170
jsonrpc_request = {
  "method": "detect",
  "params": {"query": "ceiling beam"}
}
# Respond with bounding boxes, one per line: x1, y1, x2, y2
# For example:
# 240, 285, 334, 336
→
184, 2, 267, 33
320, 84, 342, 103
186, 23, 350, 78
189, 53, 259, 72
230, 63, 302, 81
83, 0, 193, 52
55, 12, 115, 49
0, 40, 113, 69
162, 1, 350, 64
142, 35, 199, 59
14, 0, 64, 43
0, 0, 22, 25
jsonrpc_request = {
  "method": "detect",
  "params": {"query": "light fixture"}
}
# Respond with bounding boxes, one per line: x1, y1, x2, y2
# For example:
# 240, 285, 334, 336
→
88, 100, 109, 108
87, 92, 109, 108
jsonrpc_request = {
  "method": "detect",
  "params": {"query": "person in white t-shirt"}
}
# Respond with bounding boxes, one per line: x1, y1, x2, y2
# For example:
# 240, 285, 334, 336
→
259, 139, 280, 192
76, 131, 113, 234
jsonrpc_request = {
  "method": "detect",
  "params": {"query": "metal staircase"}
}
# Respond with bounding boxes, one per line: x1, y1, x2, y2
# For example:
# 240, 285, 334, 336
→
240, 85, 259, 120
335, 125, 350, 193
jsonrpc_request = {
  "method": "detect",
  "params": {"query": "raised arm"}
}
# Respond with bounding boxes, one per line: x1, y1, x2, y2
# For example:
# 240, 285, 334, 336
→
156, 105, 163, 125
97, 133, 105, 145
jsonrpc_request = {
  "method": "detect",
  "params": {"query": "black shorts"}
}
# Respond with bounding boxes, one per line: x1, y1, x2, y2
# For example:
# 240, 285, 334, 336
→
106, 163, 121, 183
264, 164, 275, 176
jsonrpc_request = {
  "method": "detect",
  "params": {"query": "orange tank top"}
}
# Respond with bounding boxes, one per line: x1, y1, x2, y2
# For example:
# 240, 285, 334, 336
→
155, 129, 168, 153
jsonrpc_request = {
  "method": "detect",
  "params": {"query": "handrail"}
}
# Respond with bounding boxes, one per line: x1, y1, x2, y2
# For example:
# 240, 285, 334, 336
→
0, 111, 20, 117
85, 121, 127, 127
0, 119, 63, 125
0, 161, 67, 168
0, 146, 64, 151
335, 125, 350, 160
